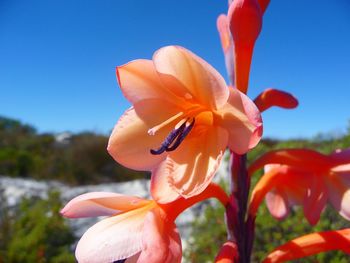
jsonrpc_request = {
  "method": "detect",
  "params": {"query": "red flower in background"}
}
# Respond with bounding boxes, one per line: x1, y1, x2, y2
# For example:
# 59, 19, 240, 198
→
249, 148, 350, 225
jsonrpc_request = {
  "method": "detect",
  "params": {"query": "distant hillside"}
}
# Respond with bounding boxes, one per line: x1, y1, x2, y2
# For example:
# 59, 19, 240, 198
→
1, 115, 349, 185
0, 116, 148, 185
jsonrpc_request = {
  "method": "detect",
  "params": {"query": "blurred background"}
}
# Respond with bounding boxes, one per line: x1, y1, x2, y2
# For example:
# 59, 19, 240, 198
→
0, 0, 349, 262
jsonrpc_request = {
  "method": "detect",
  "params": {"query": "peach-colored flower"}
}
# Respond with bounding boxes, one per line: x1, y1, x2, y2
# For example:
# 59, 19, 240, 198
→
61, 183, 229, 263
61, 192, 179, 263
263, 228, 350, 263
108, 46, 262, 203
249, 148, 350, 225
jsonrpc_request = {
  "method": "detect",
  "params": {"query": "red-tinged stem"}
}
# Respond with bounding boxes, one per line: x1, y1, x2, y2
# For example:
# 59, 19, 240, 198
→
230, 152, 254, 263
161, 183, 229, 222
246, 214, 256, 261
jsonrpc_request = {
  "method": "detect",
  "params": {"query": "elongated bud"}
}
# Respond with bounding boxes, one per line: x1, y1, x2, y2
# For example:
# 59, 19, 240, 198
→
228, 0, 262, 93
254, 88, 298, 112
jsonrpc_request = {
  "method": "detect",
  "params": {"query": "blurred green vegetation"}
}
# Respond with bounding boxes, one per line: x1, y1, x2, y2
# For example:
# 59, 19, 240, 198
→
185, 128, 350, 262
2, 116, 350, 262
0, 116, 148, 184
0, 190, 75, 263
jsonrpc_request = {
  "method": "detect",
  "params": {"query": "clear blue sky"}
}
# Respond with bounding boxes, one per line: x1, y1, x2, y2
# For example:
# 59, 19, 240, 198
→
1, 0, 349, 139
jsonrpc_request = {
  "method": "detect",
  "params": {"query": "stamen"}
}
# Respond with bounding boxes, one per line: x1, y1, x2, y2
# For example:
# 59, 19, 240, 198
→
166, 118, 195, 152
150, 118, 195, 155
150, 121, 187, 155
148, 111, 184, 136
147, 105, 204, 136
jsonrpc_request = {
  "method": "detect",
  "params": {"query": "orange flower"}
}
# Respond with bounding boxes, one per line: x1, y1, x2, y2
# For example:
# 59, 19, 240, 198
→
249, 148, 350, 225
61, 183, 228, 263
61, 192, 180, 263
263, 229, 350, 263
108, 46, 262, 203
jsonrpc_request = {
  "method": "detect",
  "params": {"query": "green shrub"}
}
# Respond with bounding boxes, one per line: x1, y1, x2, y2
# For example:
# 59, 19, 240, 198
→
0, 190, 76, 263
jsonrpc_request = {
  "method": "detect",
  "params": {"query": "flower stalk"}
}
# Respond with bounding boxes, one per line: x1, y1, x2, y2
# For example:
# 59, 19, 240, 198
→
229, 152, 254, 262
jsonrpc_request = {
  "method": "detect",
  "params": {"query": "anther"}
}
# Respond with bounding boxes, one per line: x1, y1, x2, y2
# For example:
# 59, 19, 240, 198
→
166, 118, 195, 152
150, 118, 195, 155
150, 121, 187, 155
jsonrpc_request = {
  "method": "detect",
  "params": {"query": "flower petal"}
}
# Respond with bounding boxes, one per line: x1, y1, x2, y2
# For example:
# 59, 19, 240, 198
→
153, 46, 229, 110
153, 126, 228, 200
326, 172, 350, 220
215, 241, 238, 263
116, 59, 184, 106
125, 252, 141, 263
332, 164, 350, 173
249, 166, 287, 216
265, 189, 290, 220
253, 88, 298, 113
137, 209, 182, 263
151, 160, 181, 204
216, 88, 262, 154
262, 229, 350, 263
108, 99, 184, 171
248, 149, 333, 175
303, 176, 327, 225
331, 148, 350, 164
75, 204, 154, 263
61, 192, 151, 218
304, 175, 328, 225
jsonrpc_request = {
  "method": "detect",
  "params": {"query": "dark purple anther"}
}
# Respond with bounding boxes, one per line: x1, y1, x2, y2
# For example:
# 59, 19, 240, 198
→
166, 118, 195, 152
150, 120, 187, 155
150, 118, 195, 155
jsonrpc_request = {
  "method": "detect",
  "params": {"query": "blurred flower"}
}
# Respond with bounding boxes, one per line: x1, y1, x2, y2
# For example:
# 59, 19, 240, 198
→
249, 148, 350, 225
215, 241, 238, 263
263, 228, 350, 263
108, 45, 262, 203
61, 183, 228, 263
